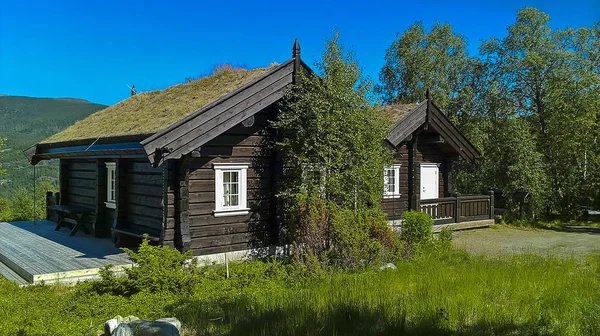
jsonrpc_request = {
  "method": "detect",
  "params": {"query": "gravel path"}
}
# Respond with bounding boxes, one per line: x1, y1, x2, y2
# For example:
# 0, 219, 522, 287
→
453, 225, 600, 258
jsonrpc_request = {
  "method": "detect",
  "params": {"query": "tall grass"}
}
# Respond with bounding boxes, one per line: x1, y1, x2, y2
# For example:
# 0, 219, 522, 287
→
176, 249, 600, 335
1, 248, 599, 335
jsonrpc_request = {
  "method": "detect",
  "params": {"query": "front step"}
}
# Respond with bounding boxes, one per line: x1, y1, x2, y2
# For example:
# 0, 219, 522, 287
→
0, 259, 29, 286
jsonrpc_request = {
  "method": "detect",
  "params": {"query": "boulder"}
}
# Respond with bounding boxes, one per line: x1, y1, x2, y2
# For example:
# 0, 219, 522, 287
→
156, 318, 182, 330
105, 316, 140, 335
379, 262, 397, 271
110, 318, 180, 336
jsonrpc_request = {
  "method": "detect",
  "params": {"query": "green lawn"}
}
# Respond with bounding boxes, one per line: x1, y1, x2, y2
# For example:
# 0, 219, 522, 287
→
1, 230, 599, 335
454, 224, 600, 258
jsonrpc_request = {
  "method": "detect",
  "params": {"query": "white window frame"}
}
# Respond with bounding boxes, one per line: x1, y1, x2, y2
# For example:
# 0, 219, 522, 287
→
383, 164, 401, 198
213, 163, 249, 217
301, 163, 326, 197
105, 162, 117, 209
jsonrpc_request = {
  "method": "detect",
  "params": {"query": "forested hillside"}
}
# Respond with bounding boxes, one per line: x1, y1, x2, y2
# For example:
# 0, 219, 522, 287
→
0, 96, 106, 197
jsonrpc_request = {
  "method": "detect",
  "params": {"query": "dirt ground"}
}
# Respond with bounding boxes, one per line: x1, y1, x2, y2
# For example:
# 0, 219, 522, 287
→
453, 225, 600, 258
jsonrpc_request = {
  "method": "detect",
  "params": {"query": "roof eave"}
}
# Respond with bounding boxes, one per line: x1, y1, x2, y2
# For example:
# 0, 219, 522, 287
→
24, 133, 152, 165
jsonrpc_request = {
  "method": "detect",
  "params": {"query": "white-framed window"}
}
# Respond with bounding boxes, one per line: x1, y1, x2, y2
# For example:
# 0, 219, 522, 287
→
213, 163, 249, 217
383, 164, 401, 198
105, 162, 117, 209
301, 163, 326, 197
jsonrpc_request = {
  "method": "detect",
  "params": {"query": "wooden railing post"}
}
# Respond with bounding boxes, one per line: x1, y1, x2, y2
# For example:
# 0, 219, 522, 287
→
488, 190, 495, 220
54, 192, 61, 206
46, 191, 55, 221
455, 192, 461, 223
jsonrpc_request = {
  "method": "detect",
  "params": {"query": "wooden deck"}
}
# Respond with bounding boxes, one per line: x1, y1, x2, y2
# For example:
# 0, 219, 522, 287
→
0, 220, 130, 285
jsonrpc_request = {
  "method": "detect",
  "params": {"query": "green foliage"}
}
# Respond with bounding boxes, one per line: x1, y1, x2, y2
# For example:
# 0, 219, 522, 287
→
4, 180, 57, 221
476, 8, 600, 217
274, 31, 395, 270
0, 197, 11, 222
94, 239, 199, 296
289, 190, 400, 271
0, 137, 6, 176
400, 211, 433, 253
437, 227, 453, 249
274, 31, 393, 209
378, 21, 477, 124
328, 205, 401, 270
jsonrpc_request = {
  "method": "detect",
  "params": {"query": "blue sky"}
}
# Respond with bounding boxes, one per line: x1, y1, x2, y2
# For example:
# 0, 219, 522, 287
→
0, 0, 598, 106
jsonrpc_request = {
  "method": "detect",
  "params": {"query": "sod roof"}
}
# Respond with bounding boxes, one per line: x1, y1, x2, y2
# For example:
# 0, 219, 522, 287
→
42, 65, 276, 144
379, 103, 419, 124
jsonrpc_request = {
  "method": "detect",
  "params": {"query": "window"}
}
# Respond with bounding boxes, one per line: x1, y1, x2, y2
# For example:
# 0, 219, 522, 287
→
106, 162, 117, 209
383, 164, 401, 198
213, 163, 249, 217
301, 163, 326, 197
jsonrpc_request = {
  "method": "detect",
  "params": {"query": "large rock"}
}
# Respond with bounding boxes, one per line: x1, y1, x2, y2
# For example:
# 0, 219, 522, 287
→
156, 318, 182, 330
110, 318, 180, 336
105, 316, 140, 335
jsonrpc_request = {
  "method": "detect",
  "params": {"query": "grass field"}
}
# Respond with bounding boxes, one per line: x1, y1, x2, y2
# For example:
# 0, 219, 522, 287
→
454, 225, 600, 258
1, 233, 599, 336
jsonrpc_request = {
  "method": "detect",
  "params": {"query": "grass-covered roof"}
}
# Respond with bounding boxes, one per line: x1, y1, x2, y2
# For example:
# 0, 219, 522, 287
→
379, 103, 418, 124
42, 65, 275, 144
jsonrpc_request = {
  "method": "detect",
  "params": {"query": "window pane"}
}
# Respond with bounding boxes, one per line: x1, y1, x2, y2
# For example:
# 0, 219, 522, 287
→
230, 195, 239, 206
224, 172, 231, 183
231, 171, 238, 182
230, 182, 238, 195
224, 182, 230, 195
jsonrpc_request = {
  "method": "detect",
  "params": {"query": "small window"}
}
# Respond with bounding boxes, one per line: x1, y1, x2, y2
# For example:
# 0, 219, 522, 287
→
301, 163, 326, 196
213, 163, 249, 217
383, 164, 401, 198
106, 162, 117, 209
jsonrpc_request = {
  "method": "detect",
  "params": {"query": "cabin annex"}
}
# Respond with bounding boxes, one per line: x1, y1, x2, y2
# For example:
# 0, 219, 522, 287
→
25, 40, 493, 259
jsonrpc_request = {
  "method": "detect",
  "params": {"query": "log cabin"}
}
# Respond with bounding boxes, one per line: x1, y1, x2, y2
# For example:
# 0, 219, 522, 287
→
24, 40, 493, 259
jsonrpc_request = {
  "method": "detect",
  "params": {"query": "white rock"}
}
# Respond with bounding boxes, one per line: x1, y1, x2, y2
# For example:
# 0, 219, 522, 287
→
104, 317, 121, 336
379, 262, 397, 270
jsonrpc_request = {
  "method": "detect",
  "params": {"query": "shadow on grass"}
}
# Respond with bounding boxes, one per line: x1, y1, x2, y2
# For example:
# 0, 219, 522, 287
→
543, 226, 600, 234
167, 296, 552, 336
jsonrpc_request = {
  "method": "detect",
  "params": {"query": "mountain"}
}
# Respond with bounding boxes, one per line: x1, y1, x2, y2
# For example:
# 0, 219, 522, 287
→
0, 95, 107, 196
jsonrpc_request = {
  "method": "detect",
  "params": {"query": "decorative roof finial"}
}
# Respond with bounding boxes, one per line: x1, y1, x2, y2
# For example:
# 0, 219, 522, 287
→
131, 85, 137, 96
426, 88, 431, 100
292, 39, 301, 59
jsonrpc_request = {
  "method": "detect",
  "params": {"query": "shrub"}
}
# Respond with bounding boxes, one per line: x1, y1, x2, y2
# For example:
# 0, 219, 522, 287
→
328, 206, 400, 270
95, 239, 199, 296
289, 191, 401, 271
5, 181, 56, 221
289, 191, 331, 267
0, 198, 12, 222
400, 211, 433, 256
436, 227, 453, 249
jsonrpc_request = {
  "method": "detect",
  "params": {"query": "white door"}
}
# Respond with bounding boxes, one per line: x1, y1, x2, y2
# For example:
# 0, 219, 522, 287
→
420, 164, 439, 200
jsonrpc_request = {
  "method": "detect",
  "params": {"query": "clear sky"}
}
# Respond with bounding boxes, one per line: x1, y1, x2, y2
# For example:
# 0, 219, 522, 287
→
0, 0, 598, 106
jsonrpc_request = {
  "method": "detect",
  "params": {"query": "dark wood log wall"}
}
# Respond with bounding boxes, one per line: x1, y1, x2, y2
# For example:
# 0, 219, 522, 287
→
60, 159, 98, 232
186, 109, 274, 256
124, 159, 166, 238
382, 140, 448, 222
382, 145, 409, 220
60, 158, 167, 238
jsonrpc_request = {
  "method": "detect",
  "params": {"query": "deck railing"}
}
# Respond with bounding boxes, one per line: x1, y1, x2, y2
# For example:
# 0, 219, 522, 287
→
419, 191, 494, 225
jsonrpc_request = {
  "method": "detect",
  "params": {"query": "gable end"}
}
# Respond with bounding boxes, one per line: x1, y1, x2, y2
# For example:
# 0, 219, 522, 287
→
142, 60, 295, 166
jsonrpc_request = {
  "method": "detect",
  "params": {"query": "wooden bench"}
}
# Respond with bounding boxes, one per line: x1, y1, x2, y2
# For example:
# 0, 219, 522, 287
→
111, 221, 160, 248
47, 205, 94, 236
